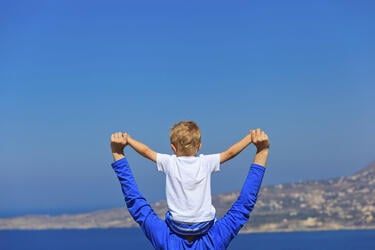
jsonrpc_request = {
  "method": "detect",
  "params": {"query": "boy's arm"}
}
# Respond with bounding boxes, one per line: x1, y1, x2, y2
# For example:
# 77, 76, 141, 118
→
220, 132, 252, 164
127, 134, 157, 163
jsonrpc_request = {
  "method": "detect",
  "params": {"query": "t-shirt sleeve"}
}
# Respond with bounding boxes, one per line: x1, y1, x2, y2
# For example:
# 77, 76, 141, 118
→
156, 153, 170, 173
202, 153, 220, 173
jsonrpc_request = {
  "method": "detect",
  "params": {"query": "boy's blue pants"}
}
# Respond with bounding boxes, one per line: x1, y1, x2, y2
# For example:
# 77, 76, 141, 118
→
112, 158, 265, 250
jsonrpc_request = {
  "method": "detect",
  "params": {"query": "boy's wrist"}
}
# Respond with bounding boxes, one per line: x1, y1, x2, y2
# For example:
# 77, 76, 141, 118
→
247, 134, 253, 145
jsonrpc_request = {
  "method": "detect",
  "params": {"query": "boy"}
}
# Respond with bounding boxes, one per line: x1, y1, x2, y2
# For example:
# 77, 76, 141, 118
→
125, 121, 253, 236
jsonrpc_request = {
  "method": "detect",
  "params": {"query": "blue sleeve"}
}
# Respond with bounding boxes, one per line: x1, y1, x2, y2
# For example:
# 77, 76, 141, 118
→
209, 164, 266, 249
111, 158, 170, 249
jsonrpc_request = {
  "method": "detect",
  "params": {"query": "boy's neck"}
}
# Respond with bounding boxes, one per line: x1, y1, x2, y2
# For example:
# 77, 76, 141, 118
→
175, 153, 196, 157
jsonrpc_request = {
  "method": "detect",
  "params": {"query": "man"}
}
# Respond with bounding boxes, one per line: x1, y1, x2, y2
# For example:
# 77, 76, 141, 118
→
110, 128, 270, 250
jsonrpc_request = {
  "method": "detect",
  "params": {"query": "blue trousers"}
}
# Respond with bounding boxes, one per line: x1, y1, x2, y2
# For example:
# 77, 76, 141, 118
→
112, 158, 265, 250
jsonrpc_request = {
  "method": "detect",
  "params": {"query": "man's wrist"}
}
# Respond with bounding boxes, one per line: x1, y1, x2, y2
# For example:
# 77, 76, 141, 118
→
112, 152, 125, 162
256, 147, 270, 154
253, 148, 269, 166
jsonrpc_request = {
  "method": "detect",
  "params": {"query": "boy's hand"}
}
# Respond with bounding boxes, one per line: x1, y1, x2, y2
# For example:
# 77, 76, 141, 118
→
110, 132, 128, 161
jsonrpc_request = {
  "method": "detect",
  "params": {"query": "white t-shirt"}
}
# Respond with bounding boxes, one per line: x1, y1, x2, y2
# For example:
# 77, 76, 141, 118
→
157, 153, 220, 223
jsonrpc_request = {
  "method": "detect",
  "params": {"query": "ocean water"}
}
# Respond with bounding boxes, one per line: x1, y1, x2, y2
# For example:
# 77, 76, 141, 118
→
0, 228, 374, 250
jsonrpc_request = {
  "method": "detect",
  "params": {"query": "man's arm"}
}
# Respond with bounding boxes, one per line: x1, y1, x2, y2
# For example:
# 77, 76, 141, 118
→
212, 128, 270, 248
110, 132, 168, 249
220, 132, 252, 164
127, 134, 157, 163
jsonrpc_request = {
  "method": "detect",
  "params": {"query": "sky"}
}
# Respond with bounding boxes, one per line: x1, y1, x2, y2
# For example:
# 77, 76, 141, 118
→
1, 0, 374, 217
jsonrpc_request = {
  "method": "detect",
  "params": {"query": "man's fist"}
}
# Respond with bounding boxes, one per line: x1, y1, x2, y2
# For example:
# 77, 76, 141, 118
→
110, 132, 128, 161
250, 128, 270, 152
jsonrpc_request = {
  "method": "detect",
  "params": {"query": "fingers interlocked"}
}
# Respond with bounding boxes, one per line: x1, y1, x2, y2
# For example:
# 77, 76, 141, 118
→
111, 132, 128, 144
250, 128, 270, 151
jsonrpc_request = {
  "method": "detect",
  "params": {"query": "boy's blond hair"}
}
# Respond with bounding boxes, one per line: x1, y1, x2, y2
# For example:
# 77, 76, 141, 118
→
170, 121, 201, 156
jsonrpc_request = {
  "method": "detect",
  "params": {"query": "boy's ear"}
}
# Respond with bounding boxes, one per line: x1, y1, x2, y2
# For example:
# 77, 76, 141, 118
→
171, 144, 177, 154
198, 143, 202, 151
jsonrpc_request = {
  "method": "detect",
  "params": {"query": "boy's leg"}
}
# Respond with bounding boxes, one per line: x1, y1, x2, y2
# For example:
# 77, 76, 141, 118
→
112, 158, 169, 249
208, 164, 266, 248
165, 211, 215, 236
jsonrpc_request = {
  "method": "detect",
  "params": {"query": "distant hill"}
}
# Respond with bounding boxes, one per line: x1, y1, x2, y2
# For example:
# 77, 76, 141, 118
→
1, 161, 374, 232
238, 161, 375, 232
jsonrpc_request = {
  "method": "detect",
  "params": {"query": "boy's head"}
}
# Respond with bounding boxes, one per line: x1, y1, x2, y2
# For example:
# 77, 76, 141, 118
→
170, 121, 202, 156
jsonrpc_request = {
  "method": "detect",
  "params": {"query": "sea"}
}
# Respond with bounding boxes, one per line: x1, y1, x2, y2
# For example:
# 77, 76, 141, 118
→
0, 228, 374, 250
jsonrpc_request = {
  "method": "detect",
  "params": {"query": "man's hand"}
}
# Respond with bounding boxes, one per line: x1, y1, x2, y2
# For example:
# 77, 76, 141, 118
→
250, 129, 270, 166
111, 132, 128, 161
251, 128, 270, 152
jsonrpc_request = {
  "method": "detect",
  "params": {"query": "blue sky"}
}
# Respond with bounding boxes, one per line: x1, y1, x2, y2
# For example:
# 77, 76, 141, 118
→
1, 0, 374, 217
